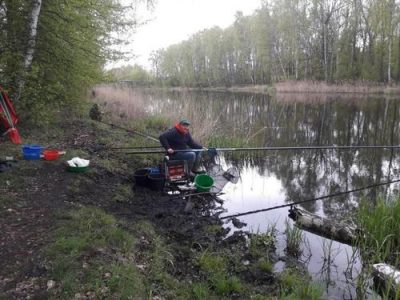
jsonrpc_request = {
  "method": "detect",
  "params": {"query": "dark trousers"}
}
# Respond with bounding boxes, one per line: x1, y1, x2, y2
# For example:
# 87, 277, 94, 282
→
170, 150, 202, 170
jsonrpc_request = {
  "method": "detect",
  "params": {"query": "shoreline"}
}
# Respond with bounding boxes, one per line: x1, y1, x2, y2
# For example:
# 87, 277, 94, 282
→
146, 80, 400, 96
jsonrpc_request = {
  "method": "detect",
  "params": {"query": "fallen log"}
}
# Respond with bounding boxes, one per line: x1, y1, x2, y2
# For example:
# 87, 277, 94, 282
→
288, 206, 358, 245
372, 263, 400, 298
289, 207, 400, 296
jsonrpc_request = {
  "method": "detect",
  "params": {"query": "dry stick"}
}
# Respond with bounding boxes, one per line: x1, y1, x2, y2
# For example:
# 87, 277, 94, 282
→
220, 178, 400, 220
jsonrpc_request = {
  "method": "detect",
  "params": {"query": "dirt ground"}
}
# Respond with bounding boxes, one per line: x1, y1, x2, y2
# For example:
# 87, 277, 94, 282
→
0, 119, 133, 296
0, 117, 261, 299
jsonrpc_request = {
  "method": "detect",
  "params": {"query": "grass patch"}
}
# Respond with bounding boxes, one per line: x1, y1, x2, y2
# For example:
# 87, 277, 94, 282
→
279, 269, 323, 299
191, 282, 211, 300
198, 251, 245, 296
94, 157, 129, 174
138, 115, 171, 132
199, 252, 226, 274
65, 149, 90, 160
249, 225, 276, 259
46, 207, 138, 299
112, 184, 134, 203
257, 257, 273, 273
108, 263, 145, 299
358, 198, 400, 264
46, 211, 194, 299
205, 224, 225, 234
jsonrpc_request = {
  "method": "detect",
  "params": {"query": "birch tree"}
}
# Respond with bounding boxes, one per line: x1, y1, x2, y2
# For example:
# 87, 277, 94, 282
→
14, 0, 42, 101
24, 0, 41, 70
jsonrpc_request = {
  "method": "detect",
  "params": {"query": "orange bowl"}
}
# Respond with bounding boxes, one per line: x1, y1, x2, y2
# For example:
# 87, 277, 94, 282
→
43, 149, 60, 160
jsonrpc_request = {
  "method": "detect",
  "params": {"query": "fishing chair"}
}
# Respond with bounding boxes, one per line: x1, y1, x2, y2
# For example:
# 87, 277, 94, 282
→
163, 158, 192, 193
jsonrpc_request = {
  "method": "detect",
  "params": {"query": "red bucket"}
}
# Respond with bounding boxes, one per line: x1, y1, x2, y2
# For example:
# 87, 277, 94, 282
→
43, 149, 60, 161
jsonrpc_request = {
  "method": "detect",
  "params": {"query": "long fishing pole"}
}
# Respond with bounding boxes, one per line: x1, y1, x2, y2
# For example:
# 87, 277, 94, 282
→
96, 120, 160, 143
220, 178, 400, 220
96, 145, 163, 151
124, 145, 400, 154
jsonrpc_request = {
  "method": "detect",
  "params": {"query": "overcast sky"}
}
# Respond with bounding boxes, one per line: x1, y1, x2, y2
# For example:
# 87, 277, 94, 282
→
116, 0, 262, 69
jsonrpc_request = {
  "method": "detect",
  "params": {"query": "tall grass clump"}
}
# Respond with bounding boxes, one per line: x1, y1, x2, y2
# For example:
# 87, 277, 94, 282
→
249, 225, 276, 259
357, 197, 400, 265
279, 269, 323, 299
197, 251, 245, 296
285, 219, 303, 257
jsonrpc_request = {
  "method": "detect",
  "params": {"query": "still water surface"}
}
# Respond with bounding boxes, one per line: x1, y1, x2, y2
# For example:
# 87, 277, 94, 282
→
139, 89, 400, 299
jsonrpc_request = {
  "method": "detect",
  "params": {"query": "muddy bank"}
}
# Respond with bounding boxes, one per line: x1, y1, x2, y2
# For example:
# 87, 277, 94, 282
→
0, 115, 318, 299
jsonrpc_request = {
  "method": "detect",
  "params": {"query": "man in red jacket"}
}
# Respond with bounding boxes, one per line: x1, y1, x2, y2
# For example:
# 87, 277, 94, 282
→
159, 119, 205, 173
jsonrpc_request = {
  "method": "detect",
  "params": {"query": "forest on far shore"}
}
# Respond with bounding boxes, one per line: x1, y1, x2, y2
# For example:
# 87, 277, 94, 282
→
111, 0, 400, 88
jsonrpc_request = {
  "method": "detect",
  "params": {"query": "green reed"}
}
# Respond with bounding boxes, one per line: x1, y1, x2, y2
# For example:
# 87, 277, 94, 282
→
357, 197, 400, 265
285, 219, 303, 257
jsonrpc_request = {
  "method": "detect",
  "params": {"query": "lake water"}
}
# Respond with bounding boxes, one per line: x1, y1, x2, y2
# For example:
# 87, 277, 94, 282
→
126, 88, 400, 299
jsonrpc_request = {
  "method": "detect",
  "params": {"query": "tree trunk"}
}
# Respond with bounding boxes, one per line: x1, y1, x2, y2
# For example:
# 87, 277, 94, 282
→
0, 1, 5, 21
388, 37, 392, 84
295, 49, 299, 80
24, 0, 42, 70
397, 32, 400, 81
14, 0, 42, 101
288, 206, 358, 245
323, 22, 328, 81
0, 1, 6, 54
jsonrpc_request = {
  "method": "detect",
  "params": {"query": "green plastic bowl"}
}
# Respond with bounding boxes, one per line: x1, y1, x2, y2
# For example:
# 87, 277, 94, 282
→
67, 165, 89, 173
194, 174, 214, 192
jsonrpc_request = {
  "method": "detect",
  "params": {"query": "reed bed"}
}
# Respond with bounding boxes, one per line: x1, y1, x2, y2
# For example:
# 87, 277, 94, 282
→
357, 198, 400, 265
275, 80, 400, 95
91, 85, 148, 124
90, 85, 220, 145
275, 92, 382, 104
171, 105, 220, 145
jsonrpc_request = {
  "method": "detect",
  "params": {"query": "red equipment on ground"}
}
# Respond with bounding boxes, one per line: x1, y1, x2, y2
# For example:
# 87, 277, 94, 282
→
0, 86, 22, 144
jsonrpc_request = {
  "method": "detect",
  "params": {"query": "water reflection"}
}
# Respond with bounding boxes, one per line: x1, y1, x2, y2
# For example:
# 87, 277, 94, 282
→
142, 89, 400, 213
136, 89, 400, 299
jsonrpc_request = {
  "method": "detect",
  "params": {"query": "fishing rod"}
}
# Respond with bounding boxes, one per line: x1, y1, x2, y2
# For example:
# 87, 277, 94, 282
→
220, 178, 400, 220
96, 120, 160, 143
94, 145, 163, 151
125, 145, 400, 155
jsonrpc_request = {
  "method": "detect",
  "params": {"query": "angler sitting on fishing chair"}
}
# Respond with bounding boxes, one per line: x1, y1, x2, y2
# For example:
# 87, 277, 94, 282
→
159, 119, 206, 175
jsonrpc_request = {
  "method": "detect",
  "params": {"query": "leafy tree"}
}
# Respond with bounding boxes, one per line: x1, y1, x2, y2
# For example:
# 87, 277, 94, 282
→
152, 0, 400, 86
0, 0, 150, 120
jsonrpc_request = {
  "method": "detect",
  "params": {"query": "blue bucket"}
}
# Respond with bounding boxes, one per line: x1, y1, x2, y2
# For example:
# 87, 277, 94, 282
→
22, 144, 43, 160
149, 167, 161, 175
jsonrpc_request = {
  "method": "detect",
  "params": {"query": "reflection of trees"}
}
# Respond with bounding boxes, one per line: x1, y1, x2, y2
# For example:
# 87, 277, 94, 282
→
139, 89, 400, 217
